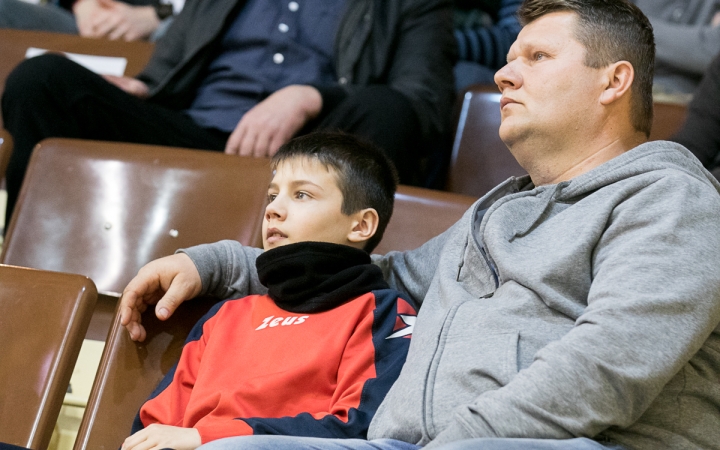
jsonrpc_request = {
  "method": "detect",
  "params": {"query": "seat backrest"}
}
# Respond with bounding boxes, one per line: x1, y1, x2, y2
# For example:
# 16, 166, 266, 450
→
374, 185, 476, 254
73, 296, 220, 450
0, 264, 97, 450
446, 84, 526, 198
0, 129, 11, 184
649, 102, 688, 141
0, 29, 153, 129
1, 139, 271, 297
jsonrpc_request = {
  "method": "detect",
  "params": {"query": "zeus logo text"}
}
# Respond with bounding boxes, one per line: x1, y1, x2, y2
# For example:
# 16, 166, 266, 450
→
255, 315, 309, 330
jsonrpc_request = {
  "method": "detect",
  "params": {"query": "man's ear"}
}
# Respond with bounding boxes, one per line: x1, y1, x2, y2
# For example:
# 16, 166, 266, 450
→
347, 208, 380, 245
599, 60, 634, 106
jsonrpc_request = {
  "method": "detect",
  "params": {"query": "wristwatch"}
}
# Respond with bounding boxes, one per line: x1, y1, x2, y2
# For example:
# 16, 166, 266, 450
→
154, 3, 174, 20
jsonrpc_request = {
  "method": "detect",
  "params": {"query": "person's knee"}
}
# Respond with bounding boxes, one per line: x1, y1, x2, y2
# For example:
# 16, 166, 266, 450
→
3, 54, 79, 116
4, 54, 74, 102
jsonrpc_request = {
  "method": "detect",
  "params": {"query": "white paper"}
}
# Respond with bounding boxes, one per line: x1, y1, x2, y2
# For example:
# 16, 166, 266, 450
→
25, 47, 128, 77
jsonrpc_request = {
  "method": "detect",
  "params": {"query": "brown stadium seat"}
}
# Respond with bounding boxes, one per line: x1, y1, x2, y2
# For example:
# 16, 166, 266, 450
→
1, 139, 271, 339
0, 129, 11, 185
650, 102, 688, 141
446, 84, 526, 198
0, 264, 97, 450
446, 85, 689, 198
375, 185, 476, 254
73, 296, 220, 450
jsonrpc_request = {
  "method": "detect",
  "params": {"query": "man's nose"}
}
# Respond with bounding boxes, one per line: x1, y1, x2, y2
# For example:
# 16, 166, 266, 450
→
494, 62, 520, 91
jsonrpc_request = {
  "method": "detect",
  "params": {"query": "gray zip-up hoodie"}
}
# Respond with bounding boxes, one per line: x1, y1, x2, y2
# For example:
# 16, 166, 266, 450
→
183, 141, 720, 449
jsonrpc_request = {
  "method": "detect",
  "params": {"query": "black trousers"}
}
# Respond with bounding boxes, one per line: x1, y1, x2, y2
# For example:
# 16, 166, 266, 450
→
1, 53, 424, 223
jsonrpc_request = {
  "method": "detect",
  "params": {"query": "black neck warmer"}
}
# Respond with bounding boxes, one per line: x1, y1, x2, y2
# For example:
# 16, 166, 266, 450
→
255, 241, 389, 314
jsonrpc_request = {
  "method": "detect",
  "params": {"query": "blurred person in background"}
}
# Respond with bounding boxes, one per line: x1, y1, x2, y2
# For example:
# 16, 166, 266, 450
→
673, 51, 720, 180
1, 0, 456, 224
0, 0, 182, 41
453, 0, 522, 91
634, 0, 720, 96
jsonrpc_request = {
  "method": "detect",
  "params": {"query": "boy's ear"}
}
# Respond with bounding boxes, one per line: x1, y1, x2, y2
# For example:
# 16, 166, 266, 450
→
347, 208, 380, 245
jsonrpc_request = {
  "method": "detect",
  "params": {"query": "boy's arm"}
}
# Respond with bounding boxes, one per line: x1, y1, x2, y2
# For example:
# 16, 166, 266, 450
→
120, 241, 265, 341
180, 240, 267, 300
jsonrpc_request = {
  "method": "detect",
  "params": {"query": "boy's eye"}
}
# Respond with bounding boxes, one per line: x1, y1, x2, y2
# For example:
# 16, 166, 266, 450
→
295, 191, 308, 199
267, 193, 277, 202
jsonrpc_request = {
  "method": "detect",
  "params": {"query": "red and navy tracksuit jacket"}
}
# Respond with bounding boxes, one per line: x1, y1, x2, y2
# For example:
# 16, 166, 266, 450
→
132, 288, 417, 444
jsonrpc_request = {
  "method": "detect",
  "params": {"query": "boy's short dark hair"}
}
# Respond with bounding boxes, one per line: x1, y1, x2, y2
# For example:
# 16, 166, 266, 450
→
271, 132, 399, 252
519, 0, 655, 137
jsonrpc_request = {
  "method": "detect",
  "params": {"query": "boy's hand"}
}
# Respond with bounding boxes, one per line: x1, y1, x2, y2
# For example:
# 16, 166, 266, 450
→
122, 424, 201, 450
120, 253, 202, 342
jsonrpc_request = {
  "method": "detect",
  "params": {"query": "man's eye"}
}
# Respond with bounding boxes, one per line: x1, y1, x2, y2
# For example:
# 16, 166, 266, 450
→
534, 52, 546, 61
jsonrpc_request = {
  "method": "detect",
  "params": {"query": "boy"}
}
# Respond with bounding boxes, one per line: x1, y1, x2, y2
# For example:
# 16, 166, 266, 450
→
121, 132, 418, 450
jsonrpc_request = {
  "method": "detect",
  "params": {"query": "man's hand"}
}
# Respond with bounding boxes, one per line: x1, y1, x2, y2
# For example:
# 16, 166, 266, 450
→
225, 85, 323, 158
103, 75, 150, 98
74, 0, 160, 42
122, 424, 201, 450
120, 253, 202, 342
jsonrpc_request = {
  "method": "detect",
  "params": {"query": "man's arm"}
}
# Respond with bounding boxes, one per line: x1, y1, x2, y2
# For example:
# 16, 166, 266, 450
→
425, 175, 720, 447
364, 0, 456, 143
224, 85, 322, 157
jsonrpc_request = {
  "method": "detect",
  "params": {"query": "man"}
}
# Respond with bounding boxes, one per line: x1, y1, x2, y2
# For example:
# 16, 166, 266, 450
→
120, 0, 720, 449
634, 0, 720, 95
0, 0, 178, 41
1, 0, 455, 222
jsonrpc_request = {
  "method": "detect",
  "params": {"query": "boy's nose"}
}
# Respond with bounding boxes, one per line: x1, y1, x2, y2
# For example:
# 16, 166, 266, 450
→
265, 198, 286, 220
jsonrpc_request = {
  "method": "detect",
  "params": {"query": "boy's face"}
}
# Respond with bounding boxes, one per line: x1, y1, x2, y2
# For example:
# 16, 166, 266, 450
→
262, 158, 363, 251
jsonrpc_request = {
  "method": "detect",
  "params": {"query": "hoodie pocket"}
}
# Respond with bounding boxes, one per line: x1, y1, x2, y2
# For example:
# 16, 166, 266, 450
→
427, 327, 519, 436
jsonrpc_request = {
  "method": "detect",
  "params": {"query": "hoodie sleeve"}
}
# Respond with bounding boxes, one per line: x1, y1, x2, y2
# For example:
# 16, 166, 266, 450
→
179, 240, 267, 300
425, 174, 720, 447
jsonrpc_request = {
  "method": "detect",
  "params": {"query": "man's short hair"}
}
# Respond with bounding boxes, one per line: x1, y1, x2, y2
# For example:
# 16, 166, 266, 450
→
271, 131, 399, 252
518, 0, 655, 136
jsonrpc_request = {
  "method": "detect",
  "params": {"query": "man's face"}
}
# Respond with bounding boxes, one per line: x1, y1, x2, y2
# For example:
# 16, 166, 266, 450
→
494, 12, 603, 152
262, 157, 357, 251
